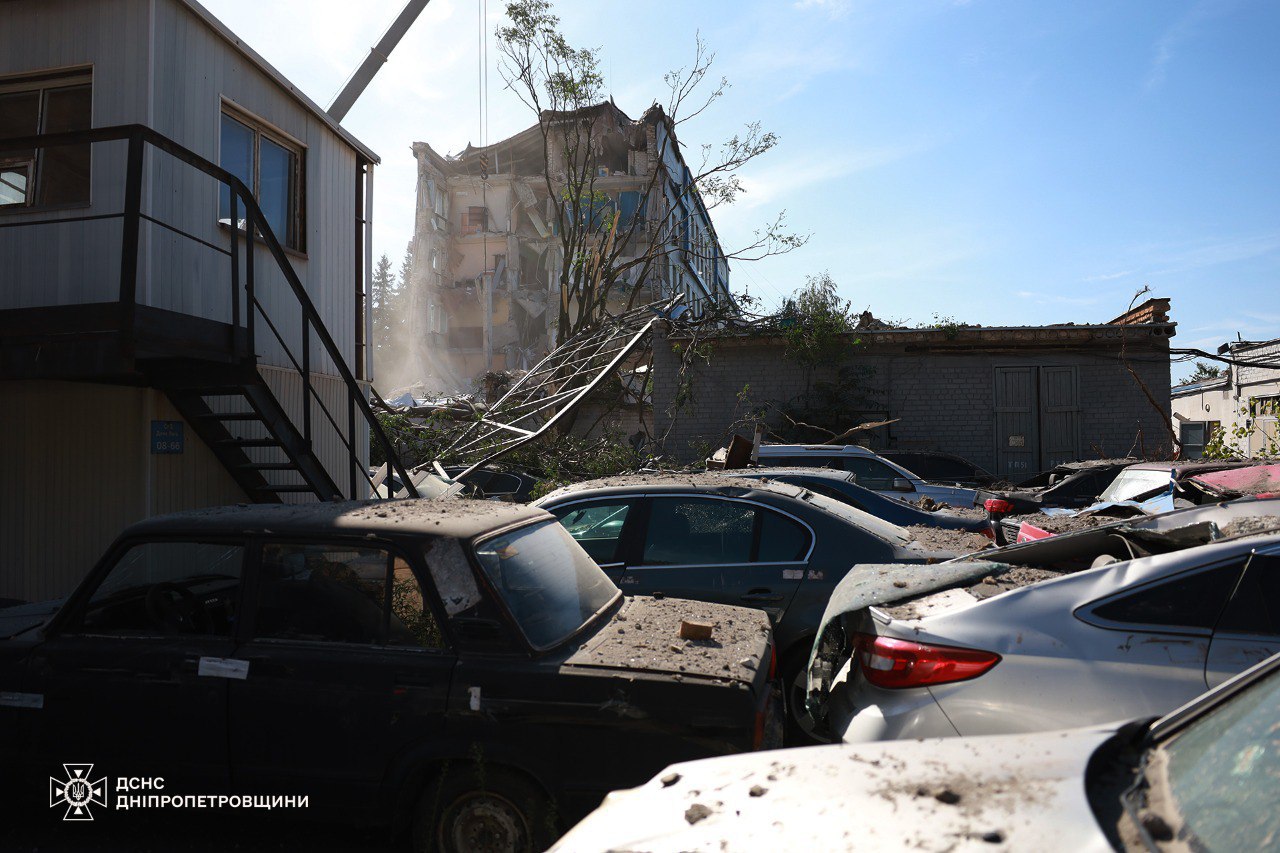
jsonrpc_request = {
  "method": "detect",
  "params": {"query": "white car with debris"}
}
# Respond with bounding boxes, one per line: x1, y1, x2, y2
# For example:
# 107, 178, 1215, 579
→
806, 499, 1280, 744
550, 653, 1280, 852
755, 444, 980, 507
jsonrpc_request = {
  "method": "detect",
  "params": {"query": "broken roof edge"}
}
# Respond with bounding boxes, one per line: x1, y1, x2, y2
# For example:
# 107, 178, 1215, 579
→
664, 321, 1178, 348
179, 0, 380, 163
1171, 375, 1229, 395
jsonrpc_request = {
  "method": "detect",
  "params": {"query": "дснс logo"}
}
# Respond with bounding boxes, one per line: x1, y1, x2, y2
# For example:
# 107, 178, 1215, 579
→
50, 764, 108, 820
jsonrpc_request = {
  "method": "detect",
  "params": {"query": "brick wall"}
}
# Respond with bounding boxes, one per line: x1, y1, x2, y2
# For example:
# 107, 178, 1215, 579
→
1234, 340, 1280, 389
653, 326, 1173, 471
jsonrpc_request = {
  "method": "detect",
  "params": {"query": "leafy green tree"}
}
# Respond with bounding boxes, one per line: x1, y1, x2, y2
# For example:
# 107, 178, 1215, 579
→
780, 272, 855, 369
370, 253, 403, 376
1188, 361, 1224, 383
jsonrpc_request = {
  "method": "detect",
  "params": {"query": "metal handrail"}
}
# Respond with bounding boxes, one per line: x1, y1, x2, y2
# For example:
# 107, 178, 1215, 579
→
1, 124, 418, 499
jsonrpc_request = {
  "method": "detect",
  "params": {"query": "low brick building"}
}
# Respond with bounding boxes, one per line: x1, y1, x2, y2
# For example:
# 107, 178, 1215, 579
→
653, 301, 1175, 479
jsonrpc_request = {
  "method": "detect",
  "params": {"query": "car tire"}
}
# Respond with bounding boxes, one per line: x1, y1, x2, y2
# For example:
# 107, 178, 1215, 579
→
782, 645, 822, 746
411, 762, 556, 853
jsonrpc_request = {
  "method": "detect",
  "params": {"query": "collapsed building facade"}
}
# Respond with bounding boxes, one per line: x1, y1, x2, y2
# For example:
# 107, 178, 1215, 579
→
405, 101, 733, 392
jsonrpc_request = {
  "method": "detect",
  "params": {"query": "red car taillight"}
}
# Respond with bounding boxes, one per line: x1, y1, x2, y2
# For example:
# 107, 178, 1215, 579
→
853, 633, 1000, 689
984, 498, 1013, 514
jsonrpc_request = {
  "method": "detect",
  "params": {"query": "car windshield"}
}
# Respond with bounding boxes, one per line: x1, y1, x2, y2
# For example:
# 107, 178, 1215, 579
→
1152, 667, 1280, 849
472, 519, 620, 649
1099, 469, 1172, 503
796, 488, 912, 546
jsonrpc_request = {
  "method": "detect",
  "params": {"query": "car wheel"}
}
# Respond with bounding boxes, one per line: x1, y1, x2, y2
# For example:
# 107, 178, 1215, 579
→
782, 646, 822, 746
411, 764, 556, 853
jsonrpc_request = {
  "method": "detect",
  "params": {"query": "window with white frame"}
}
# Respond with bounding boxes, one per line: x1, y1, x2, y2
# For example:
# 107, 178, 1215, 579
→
0, 69, 92, 208
218, 107, 305, 251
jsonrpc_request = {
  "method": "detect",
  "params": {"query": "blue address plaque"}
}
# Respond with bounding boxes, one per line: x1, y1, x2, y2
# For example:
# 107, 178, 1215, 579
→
151, 420, 184, 454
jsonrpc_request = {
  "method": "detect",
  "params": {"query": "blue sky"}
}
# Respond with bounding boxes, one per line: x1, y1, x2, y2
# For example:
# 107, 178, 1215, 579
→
202, 0, 1279, 379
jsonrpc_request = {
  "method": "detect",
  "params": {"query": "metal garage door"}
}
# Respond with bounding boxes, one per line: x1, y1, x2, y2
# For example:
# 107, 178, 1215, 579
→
994, 367, 1038, 479
1040, 366, 1081, 470
993, 366, 1081, 478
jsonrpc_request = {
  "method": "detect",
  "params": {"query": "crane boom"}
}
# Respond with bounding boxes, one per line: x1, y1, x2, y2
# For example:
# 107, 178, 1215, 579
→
328, 0, 432, 122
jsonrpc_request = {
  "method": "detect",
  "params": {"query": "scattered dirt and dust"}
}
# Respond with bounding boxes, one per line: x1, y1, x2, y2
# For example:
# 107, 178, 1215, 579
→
564, 596, 771, 686
1219, 515, 1280, 539
965, 567, 1066, 599
135, 496, 541, 539
1011, 513, 1107, 534
906, 525, 993, 554
873, 774, 1052, 821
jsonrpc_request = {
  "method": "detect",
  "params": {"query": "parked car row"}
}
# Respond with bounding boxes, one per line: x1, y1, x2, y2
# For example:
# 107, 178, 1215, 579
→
4, 446, 1276, 851
538, 461, 1280, 850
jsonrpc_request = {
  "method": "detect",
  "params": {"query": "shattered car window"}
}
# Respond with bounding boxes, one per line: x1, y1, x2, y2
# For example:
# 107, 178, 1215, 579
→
473, 520, 619, 649
552, 501, 633, 564
1158, 669, 1280, 849
643, 498, 755, 565
1098, 469, 1173, 503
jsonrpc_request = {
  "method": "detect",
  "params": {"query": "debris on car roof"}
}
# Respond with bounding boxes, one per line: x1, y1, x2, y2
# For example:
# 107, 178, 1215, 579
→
904, 525, 993, 553
1187, 463, 1280, 500
128, 497, 547, 539
565, 598, 769, 686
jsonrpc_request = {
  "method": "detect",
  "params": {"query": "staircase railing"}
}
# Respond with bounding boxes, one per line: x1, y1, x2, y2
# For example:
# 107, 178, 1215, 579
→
0, 124, 419, 499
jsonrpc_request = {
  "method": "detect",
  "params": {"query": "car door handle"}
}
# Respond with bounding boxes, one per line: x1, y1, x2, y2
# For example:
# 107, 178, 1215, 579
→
741, 590, 784, 603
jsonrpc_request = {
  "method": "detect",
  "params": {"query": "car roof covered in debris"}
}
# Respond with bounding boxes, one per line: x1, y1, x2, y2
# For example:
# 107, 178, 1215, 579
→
727, 467, 853, 481
538, 471, 812, 502
123, 498, 550, 540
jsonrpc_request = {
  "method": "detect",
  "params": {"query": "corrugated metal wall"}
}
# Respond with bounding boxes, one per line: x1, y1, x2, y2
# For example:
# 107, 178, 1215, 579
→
0, 0, 147, 309
0, 0, 362, 376
0, 380, 247, 602
146, 0, 357, 373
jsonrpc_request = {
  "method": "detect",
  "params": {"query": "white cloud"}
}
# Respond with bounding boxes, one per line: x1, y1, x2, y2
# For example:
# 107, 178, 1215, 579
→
1083, 270, 1133, 282
1145, 0, 1236, 91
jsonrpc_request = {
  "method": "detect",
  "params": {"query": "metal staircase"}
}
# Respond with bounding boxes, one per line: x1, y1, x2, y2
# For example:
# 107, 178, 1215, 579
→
0, 125, 418, 502
146, 360, 343, 502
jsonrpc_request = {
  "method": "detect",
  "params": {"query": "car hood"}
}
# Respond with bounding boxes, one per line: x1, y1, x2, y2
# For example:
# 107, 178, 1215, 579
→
0, 599, 62, 640
564, 596, 772, 689
550, 724, 1118, 852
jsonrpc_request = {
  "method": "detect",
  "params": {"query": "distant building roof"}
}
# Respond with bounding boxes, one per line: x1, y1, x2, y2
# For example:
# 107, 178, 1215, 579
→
1171, 375, 1229, 397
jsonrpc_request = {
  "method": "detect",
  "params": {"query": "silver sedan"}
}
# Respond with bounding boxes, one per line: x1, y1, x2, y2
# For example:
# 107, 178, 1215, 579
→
808, 499, 1280, 743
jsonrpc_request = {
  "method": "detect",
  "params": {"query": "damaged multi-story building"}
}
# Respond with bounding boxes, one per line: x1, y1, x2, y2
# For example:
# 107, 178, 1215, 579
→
404, 100, 733, 392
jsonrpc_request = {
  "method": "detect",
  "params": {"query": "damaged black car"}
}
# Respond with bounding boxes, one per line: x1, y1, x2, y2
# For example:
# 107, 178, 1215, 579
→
0, 500, 778, 852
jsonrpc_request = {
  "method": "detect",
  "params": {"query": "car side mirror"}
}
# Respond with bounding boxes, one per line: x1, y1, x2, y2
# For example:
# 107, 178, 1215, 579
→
891, 478, 914, 492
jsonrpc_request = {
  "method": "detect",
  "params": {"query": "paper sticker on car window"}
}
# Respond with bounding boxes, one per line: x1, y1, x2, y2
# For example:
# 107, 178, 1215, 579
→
426, 537, 483, 615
